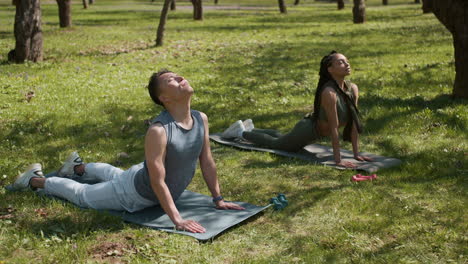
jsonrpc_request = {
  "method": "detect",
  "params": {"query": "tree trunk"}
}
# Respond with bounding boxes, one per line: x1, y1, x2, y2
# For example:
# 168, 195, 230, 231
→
294, 0, 299, 5
422, 0, 433, 13
56, 0, 71, 27
191, 0, 203, 20
214, 0, 218, 4
82, 0, 88, 9
170, 0, 176, 10
278, 0, 287, 13
432, 0, 468, 98
156, 0, 171, 46
12, 0, 43, 62
383, 0, 388, 5
89, 0, 94, 4
353, 0, 365, 23
414, 0, 420, 3
337, 0, 344, 10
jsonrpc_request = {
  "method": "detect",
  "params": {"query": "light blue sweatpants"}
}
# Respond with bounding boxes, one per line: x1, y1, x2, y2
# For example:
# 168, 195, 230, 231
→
44, 163, 156, 212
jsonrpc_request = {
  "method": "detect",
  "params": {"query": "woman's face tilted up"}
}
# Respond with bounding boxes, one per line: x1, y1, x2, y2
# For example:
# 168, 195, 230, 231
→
327, 53, 351, 78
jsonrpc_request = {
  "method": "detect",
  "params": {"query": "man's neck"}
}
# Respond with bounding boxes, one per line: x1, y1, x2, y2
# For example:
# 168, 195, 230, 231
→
166, 101, 192, 127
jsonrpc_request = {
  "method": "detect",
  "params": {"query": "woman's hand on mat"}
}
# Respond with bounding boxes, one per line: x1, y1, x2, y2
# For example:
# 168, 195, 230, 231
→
216, 201, 245, 210
354, 155, 373, 162
336, 161, 358, 168
175, 219, 206, 233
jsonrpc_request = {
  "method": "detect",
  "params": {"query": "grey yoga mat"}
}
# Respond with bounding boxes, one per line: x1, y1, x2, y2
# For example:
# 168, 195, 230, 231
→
210, 133, 402, 173
6, 171, 270, 241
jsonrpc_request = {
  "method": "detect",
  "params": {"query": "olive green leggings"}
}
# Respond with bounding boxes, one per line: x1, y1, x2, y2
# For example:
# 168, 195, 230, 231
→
242, 118, 319, 152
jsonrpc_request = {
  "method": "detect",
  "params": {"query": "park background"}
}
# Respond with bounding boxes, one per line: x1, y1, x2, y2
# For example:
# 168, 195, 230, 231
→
0, 0, 467, 263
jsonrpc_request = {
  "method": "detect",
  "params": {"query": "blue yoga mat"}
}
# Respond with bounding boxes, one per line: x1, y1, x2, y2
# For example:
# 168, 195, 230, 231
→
6, 171, 270, 241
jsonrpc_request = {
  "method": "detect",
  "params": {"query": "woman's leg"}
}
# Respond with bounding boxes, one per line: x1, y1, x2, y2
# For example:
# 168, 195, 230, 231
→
250, 128, 283, 138
243, 119, 318, 152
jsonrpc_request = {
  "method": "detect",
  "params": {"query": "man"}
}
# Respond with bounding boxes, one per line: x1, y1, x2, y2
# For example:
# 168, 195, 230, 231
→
12, 69, 244, 233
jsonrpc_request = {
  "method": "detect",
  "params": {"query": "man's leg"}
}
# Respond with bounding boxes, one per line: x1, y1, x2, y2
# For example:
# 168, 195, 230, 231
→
80, 163, 124, 182
31, 177, 125, 210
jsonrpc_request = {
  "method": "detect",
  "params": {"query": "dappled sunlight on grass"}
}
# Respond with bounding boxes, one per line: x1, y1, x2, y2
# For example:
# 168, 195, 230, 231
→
0, 0, 466, 263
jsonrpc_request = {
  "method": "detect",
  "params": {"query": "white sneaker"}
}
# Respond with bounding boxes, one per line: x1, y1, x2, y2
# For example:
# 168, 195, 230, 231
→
222, 120, 245, 139
12, 163, 44, 191
57, 151, 83, 178
243, 119, 255, 132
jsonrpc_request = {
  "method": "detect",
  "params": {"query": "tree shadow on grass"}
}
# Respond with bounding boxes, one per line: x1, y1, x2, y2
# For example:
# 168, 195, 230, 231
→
1, 101, 153, 172
19, 203, 125, 239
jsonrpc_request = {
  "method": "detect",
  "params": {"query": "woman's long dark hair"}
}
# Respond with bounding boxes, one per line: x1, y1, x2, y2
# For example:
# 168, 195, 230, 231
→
311, 50, 338, 120
310, 51, 363, 139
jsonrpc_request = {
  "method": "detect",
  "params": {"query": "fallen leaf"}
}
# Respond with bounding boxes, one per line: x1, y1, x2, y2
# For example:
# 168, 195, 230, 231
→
25, 91, 35, 102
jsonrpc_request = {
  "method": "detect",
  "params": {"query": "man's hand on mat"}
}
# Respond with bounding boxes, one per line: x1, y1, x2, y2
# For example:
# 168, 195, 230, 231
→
336, 161, 358, 168
215, 201, 245, 210
175, 219, 206, 233
354, 155, 373, 162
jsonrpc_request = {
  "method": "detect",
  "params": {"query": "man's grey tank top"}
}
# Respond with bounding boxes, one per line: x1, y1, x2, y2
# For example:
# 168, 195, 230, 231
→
133, 109, 205, 203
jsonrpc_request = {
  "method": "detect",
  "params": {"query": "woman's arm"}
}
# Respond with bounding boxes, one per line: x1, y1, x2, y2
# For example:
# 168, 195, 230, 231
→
350, 83, 360, 156
322, 87, 357, 168
350, 84, 373, 162
145, 124, 206, 233
198, 112, 244, 210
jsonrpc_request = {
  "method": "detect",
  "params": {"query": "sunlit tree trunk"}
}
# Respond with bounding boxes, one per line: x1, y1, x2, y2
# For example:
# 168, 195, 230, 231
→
56, 0, 71, 27
337, 0, 344, 10
170, 0, 176, 10
156, 0, 171, 46
353, 0, 365, 23
422, 0, 433, 13
82, 0, 88, 9
11, 0, 43, 62
278, 0, 287, 13
433, 0, 468, 98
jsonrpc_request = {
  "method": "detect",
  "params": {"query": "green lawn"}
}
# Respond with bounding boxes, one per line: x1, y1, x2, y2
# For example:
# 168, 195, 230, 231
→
0, 0, 466, 263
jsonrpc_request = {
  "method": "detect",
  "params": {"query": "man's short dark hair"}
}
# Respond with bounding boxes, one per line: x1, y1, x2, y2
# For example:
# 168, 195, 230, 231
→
148, 69, 173, 107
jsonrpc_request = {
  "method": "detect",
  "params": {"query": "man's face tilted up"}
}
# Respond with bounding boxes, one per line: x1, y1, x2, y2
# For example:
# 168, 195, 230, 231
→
157, 72, 194, 106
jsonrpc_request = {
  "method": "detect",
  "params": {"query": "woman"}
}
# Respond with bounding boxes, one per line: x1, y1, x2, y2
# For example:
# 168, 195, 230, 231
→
222, 51, 372, 168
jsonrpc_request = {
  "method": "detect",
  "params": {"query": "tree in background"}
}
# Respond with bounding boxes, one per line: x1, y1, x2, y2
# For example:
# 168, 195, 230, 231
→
415, 0, 420, 3
170, 0, 176, 10
278, 0, 287, 13
82, 0, 88, 9
337, 0, 344, 10
432, 0, 468, 98
294, 0, 299, 5
191, 0, 203, 20
56, 0, 72, 27
156, 0, 171, 46
214, 0, 218, 4
89, 0, 94, 4
383, 0, 388, 5
10, 0, 43, 62
353, 0, 365, 23
422, 0, 432, 13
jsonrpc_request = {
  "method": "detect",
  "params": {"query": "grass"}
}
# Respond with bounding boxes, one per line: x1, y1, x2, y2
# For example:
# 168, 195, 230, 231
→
0, 0, 467, 263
